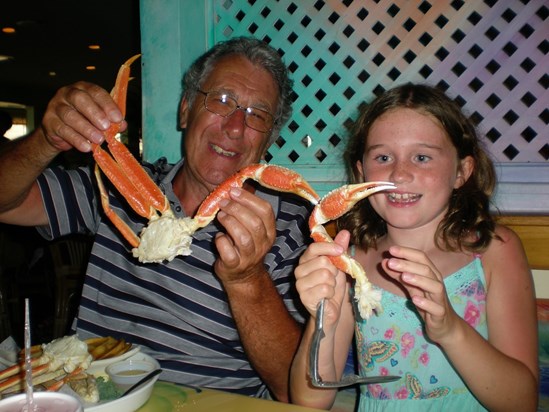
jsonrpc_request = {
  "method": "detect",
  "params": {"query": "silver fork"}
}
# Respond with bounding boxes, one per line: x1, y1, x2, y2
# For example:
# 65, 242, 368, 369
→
309, 299, 401, 388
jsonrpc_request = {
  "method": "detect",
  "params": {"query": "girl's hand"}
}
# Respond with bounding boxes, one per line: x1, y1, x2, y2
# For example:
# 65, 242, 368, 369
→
295, 231, 351, 327
381, 246, 460, 344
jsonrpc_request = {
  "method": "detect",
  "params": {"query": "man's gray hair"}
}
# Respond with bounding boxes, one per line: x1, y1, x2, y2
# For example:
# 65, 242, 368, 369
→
182, 37, 293, 145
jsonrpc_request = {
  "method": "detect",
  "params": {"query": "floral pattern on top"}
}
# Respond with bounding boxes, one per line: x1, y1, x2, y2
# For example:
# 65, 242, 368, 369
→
354, 258, 488, 405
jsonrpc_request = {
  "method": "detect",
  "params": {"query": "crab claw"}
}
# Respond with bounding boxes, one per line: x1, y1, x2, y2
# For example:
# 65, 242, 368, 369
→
194, 164, 321, 229
309, 181, 395, 233
309, 181, 396, 319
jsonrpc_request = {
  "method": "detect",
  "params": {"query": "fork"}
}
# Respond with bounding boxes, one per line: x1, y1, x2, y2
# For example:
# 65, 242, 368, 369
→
309, 299, 401, 388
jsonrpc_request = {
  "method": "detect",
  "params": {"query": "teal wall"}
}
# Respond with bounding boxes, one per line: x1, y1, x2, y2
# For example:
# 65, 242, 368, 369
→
140, 0, 213, 163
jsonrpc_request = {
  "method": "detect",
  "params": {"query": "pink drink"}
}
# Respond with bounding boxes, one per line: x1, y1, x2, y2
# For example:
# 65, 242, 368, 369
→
0, 392, 82, 412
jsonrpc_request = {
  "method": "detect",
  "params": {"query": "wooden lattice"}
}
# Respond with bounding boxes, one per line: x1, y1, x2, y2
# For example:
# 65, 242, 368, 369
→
213, 0, 549, 193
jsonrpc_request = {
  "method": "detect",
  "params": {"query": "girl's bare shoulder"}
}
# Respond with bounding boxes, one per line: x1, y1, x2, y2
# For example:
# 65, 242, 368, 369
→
482, 223, 530, 286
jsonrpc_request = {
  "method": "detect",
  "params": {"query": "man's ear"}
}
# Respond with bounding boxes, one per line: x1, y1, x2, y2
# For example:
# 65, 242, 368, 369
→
179, 97, 189, 129
455, 155, 474, 189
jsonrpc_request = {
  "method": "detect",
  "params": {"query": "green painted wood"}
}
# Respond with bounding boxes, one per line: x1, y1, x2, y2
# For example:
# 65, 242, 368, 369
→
140, 0, 213, 163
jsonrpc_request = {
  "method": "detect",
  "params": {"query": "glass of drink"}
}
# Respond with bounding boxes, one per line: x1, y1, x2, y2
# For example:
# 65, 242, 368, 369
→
0, 392, 82, 412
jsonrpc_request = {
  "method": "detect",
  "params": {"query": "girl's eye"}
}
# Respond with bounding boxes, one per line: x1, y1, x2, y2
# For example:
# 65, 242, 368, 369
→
416, 154, 431, 162
375, 154, 391, 163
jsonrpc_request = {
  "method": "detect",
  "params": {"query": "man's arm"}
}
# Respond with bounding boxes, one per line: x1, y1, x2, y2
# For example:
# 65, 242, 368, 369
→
0, 81, 122, 226
224, 270, 302, 402
214, 187, 305, 401
0, 129, 57, 225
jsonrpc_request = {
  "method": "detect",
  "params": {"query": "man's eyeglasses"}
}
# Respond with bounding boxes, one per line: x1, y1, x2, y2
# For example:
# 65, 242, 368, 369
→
197, 90, 275, 133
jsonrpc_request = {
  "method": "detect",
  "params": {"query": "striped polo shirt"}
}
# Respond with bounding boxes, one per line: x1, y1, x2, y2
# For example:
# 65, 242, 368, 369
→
36, 158, 311, 398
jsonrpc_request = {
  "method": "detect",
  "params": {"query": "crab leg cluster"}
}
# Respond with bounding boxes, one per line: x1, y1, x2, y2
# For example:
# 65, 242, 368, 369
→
91, 54, 170, 251
0, 336, 132, 398
0, 335, 92, 394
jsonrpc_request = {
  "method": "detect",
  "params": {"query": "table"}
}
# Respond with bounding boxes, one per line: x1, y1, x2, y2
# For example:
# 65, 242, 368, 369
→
137, 381, 324, 412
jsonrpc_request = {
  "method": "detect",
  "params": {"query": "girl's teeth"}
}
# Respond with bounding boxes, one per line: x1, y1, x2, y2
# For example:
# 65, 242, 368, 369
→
388, 192, 419, 202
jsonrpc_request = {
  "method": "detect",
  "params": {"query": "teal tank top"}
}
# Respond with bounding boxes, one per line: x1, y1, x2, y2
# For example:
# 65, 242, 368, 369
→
354, 257, 489, 411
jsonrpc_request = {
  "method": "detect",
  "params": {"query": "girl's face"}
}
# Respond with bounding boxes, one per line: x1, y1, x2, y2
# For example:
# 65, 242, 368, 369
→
357, 108, 473, 232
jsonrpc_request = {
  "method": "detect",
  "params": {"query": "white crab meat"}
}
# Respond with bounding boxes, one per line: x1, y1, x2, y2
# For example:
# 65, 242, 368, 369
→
132, 212, 198, 263
41, 335, 93, 374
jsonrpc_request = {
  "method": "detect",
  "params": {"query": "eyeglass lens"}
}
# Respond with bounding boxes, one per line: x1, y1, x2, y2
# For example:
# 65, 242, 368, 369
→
200, 91, 273, 132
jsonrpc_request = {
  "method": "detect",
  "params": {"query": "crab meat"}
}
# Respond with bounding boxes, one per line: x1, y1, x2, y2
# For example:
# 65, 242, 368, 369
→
132, 212, 196, 262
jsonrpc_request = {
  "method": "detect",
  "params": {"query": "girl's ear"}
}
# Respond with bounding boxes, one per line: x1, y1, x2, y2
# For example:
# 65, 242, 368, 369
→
179, 97, 189, 129
356, 159, 365, 180
454, 155, 474, 189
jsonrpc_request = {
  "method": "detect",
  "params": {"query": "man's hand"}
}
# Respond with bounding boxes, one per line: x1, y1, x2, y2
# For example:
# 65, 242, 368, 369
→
40, 81, 124, 153
213, 187, 276, 283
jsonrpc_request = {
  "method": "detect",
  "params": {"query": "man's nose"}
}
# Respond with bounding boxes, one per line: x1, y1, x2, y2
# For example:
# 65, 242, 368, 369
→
222, 108, 246, 138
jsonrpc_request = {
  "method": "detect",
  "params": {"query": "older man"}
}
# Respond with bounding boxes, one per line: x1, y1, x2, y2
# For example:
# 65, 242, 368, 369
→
0, 37, 311, 401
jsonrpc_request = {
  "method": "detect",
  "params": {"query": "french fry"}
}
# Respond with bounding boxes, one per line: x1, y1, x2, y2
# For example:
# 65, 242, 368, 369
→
84, 337, 109, 351
97, 338, 126, 360
89, 337, 118, 360
87, 336, 133, 360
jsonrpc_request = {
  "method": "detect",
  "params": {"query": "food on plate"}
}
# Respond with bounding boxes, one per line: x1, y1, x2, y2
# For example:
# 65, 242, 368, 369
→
0, 335, 133, 402
95, 376, 123, 401
67, 373, 100, 403
84, 336, 132, 361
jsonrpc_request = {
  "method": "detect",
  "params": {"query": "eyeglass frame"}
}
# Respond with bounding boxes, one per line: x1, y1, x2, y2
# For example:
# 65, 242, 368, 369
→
197, 90, 275, 133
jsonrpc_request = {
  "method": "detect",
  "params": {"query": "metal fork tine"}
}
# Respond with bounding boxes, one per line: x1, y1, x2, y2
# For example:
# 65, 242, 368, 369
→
309, 299, 400, 388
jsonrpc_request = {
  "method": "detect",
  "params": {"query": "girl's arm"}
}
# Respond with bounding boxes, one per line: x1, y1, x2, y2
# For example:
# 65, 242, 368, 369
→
385, 225, 538, 411
445, 225, 538, 411
289, 233, 356, 409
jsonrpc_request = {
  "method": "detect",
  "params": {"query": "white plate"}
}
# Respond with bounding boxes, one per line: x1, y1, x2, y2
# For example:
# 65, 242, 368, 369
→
84, 352, 160, 412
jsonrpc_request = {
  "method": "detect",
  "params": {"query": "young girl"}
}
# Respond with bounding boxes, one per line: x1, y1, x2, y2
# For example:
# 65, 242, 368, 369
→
290, 84, 538, 411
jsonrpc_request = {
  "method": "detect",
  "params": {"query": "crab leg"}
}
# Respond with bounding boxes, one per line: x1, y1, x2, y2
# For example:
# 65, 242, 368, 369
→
194, 164, 321, 229
89, 54, 172, 247
45, 367, 85, 392
95, 164, 141, 248
309, 182, 396, 319
99, 54, 170, 214
0, 360, 52, 392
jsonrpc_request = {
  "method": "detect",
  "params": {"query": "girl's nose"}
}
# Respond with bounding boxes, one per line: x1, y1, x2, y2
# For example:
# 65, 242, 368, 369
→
222, 109, 246, 139
390, 161, 413, 183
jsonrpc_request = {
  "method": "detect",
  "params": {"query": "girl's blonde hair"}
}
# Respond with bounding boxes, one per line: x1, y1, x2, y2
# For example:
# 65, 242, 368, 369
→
339, 83, 497, 252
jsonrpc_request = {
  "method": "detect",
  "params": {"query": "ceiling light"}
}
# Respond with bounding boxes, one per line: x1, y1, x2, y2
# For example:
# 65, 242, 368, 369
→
86, 66, 96, 71
0, 55, 13, 62
2, 27, 16, 34
88, 45, 101, 50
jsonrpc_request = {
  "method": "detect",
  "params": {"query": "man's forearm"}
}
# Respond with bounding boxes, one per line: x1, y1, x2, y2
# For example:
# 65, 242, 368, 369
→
224, 269, 303, 402
0, 130, 58, 218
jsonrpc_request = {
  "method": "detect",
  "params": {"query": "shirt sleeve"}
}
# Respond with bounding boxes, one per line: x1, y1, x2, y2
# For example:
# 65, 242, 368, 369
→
36, 165, 100, 240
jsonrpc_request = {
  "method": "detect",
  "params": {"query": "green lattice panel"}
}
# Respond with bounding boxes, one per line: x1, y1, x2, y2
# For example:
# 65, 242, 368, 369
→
213, 0, 548, 195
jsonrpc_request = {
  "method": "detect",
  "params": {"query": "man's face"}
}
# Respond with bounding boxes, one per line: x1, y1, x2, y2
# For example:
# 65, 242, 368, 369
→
179, 54, 279, 193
